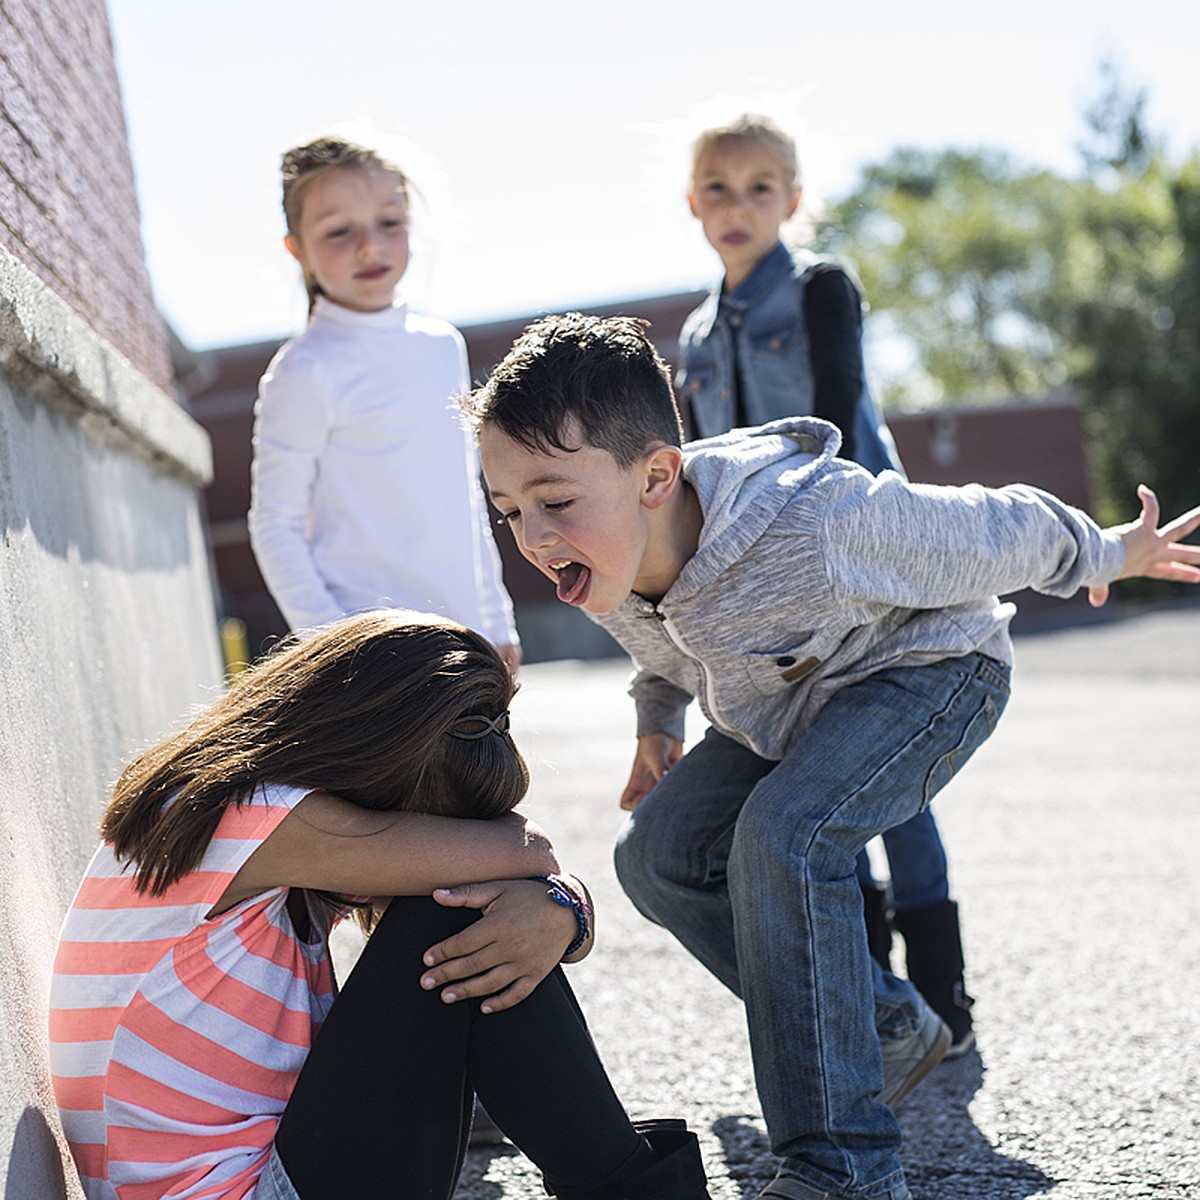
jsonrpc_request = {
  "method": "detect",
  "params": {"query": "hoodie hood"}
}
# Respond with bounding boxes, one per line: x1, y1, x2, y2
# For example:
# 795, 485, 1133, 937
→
674, 416, 844, 597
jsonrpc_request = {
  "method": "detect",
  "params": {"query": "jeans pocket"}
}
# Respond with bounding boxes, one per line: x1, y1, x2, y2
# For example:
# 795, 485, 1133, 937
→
921, 664, 1009, 808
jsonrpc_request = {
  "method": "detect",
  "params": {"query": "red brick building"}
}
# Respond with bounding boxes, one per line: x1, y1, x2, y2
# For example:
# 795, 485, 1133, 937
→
186, 294, 1093, 662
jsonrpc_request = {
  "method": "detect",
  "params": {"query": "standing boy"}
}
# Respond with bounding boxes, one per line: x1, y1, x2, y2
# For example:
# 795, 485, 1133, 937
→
679, 112, 973, 1052
464, 313, 1200, 1200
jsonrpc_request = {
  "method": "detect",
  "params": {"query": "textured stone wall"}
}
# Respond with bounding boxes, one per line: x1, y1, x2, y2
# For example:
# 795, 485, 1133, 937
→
0, 3, 224, 1195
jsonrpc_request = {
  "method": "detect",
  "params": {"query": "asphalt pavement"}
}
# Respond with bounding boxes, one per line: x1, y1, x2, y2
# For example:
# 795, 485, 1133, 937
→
344, 599, 1200, 1199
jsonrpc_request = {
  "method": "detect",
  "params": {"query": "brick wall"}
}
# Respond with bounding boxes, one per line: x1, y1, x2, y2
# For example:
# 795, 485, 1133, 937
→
185, 303, 1096, 658
0, 0, 171, 391
1, 4, 223, 1193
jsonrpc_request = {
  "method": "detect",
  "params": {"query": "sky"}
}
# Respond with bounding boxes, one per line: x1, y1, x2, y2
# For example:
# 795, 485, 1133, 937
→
106, 0, 1200, 353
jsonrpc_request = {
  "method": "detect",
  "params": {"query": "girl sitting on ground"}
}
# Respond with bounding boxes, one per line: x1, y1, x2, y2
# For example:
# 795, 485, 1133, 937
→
49, 610, 709, 1200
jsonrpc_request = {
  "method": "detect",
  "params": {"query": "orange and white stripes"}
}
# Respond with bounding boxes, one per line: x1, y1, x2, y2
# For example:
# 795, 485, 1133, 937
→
49, 784, 337, 1199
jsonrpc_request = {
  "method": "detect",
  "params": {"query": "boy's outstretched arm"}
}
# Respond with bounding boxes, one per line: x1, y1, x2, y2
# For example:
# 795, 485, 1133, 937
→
1089, 486, 1200, 607
620, 732, 684, 811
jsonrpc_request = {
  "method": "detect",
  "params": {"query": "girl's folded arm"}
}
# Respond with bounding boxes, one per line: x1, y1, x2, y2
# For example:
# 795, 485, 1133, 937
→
214, 790, 558, 913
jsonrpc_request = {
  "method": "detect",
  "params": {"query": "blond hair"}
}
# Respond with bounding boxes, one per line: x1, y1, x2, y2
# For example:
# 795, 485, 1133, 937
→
691, 113, 800, 188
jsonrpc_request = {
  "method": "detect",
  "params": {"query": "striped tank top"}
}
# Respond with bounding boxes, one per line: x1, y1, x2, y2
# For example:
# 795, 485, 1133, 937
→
49, 783, 338, 1199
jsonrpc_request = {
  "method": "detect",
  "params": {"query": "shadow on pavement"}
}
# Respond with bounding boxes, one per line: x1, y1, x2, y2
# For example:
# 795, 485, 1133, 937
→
709, 1114, 775, 1196
6, 1107, 69, 1200
897, 1050, 1055, 1200
710, 1051, 1056, 1200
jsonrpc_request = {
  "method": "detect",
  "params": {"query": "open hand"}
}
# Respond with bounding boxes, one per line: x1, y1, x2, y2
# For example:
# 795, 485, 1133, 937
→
419, 879, 576, 1013
619, 733, 684, 811
1089, 485, 1200, 607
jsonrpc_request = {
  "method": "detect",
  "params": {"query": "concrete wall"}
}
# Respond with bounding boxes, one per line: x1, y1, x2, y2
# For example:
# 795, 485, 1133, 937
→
1, 1, 225, 1194
0, 242, 224, 1200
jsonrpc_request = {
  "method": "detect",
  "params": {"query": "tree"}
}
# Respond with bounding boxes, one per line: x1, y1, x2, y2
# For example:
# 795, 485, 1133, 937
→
826, 66, 1200, 526
827, 148, 1076, 407
1077, 57, 1157, 178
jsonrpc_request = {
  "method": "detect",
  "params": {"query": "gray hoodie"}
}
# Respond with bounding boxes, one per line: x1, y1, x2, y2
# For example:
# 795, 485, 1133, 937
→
595, 417, 1125, 760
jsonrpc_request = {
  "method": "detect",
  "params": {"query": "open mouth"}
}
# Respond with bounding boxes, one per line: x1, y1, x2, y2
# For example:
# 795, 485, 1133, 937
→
547, 559, 591, 606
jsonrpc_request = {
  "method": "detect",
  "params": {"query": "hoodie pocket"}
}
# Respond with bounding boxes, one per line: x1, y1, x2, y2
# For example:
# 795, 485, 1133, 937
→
745, 635, 839, 696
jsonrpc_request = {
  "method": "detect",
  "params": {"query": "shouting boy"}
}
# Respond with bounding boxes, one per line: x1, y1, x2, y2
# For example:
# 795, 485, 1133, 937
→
463, 313, 1200, 1200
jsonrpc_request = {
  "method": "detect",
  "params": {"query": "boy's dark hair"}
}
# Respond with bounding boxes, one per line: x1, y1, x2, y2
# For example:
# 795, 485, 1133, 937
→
463, 313, 684, 467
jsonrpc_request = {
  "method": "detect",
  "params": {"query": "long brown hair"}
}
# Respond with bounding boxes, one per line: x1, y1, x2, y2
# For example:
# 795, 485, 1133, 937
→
101, 611, 528, 896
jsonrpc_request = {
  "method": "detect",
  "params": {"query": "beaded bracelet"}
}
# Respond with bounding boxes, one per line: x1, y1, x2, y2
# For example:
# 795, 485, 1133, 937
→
531, 873, 594, 958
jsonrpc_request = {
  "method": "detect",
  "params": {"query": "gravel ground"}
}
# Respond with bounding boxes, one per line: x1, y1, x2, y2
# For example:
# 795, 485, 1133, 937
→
335, 599, 1200, 1199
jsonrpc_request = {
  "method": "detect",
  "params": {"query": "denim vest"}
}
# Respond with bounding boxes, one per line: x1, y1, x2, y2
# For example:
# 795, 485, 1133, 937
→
676, 242, 903, 476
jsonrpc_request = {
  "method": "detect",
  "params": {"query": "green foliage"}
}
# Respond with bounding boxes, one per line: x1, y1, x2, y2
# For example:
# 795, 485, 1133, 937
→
1050, 155, 1200, 524
826, 68, 1200, 527
829, 148, 1076, 405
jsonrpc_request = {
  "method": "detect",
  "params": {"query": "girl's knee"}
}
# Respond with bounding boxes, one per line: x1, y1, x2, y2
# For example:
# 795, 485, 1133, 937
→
371, 894, 478, 949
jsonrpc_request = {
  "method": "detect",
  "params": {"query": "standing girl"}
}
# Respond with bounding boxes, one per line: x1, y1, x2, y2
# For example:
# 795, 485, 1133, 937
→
676, 113, 973, 1056
249, 137, 520, 670
49, 610, 710, 1199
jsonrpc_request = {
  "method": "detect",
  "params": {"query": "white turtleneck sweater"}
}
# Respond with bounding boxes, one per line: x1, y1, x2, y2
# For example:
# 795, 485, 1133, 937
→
248, 297, 517, 646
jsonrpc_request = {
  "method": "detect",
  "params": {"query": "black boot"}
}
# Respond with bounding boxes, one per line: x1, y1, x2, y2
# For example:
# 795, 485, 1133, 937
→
544, 1118, 712, 1199
860, 881, 893, 972
893, 899, 975, 1056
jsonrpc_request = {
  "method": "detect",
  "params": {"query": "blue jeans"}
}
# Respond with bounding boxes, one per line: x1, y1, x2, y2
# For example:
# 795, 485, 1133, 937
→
614, 653, 1010, 1194
255, 1146, 302, 1200
855, 807, 949, 913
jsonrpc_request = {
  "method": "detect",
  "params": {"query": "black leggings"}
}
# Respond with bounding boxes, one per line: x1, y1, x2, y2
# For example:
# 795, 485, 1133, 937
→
275, 895, 652, 1199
